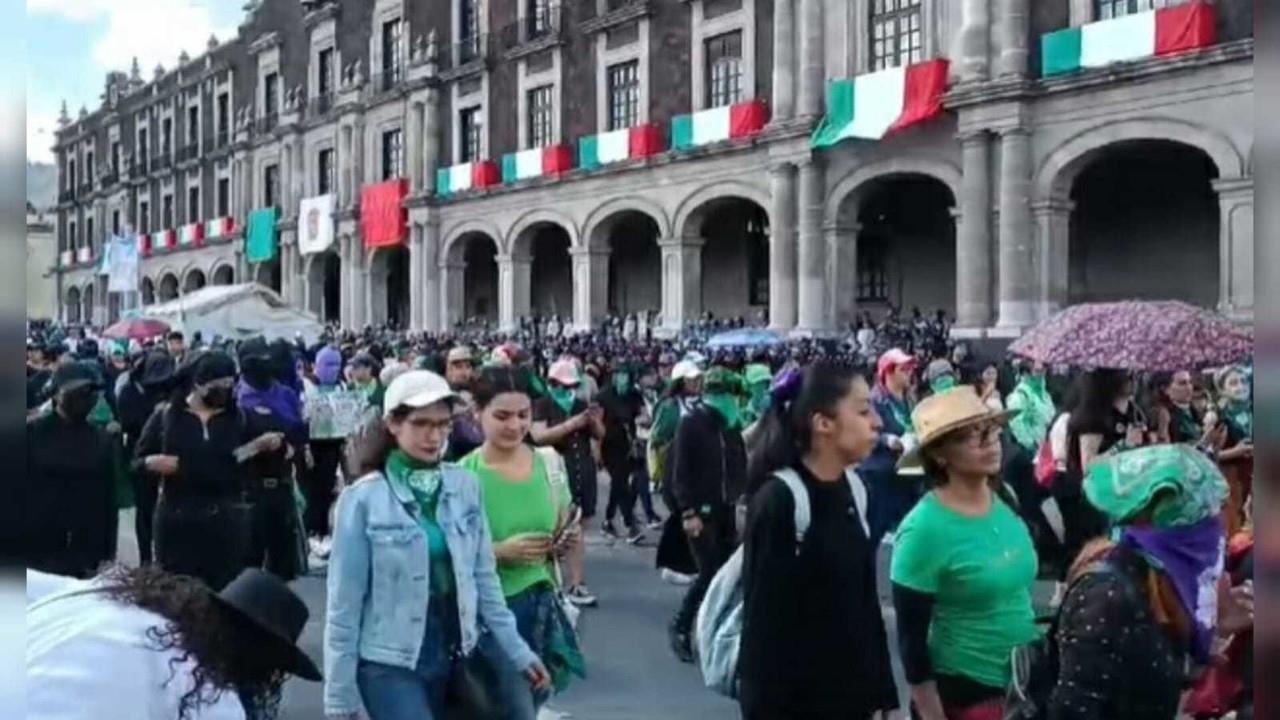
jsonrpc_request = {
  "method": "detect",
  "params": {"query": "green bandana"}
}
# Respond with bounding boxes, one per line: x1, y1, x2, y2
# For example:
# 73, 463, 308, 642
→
1222, 399, 1252, 440
549, 384, 577, 414
1084, 444, 1228, 529
930, 376, 958, 394
385, 450, 454, 595
1009, 376, 1056, 451
703, 392, 743, 431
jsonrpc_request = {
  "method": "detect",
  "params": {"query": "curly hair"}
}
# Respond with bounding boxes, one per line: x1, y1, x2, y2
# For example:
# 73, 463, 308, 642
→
97, 564, 287, 720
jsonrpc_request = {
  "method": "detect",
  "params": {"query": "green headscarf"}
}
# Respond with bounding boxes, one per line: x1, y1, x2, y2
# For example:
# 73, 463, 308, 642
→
1008, 375, 1056, 452
702, 367, 745, 431
929, 375, 958, 394
742, 363, 773, 426
1084, 444, 1228, 529
548, 383, 577, 414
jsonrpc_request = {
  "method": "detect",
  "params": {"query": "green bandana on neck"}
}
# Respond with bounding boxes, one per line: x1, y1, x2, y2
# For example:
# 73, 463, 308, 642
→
385, 450, 454, 595
703, 392, 742, 431
930, 376, 958, 394
549, 384, 577, 414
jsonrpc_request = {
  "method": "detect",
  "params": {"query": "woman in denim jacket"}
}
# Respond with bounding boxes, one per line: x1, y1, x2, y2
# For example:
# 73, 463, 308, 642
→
324, 370, 550, 720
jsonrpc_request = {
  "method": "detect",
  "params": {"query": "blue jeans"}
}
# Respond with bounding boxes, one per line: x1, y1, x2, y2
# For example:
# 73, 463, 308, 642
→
357, 597, 459, 720
476, 587, 552, 720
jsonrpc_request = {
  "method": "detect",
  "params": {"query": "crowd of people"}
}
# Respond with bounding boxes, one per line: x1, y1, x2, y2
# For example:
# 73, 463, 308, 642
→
23, 311, 1256, 720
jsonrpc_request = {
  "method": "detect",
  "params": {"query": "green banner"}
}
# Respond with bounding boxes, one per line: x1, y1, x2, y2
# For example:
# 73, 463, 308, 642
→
245, 207, 280, 263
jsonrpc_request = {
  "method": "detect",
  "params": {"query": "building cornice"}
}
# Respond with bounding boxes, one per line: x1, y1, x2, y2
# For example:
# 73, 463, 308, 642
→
303, 2, 341, 29
580, 0, 652, 35
249, 31, 282, 57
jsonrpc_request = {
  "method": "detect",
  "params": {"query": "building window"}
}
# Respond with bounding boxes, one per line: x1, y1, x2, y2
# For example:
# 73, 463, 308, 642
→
187, 106, 199, 146
69, 221, 77, 249
162, 118, 173, 155
138, 128, 149, 166
85, 151, 95, 185
460, 0, 481, 62
858, 248, 889, 302
68, 159, 77, 191
527, 85, 553, 149
381, 18, 403, 88
460, 106, 482, 162
162, 195, 174, 228
528, 0, 552, 38
138, 202, 149, 233
111, 142, 120, 175
318, 148, 335, 194
870, 0, 923, 71
264, 72, 280, 116
112, 210, 120, 236
217, 94, 229, 140
607, 61, 640, 131
86, 217, 95, 249
188, 186, 200, 222
382, 129, 403, 181
264, 164, 280, 209
705, 31, 743, 108
217, 178, 230, 216
318, 47, 335, 97
1094, 0, 1176, 19
746, 208, 769, 306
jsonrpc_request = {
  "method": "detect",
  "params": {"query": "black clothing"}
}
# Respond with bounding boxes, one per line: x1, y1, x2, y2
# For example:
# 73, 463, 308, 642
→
739, 464, 898, 718
26, 411, 116, 578
893, 583, 935, 682
305, 438, 344, 535
532, 396, 599, 518
1059, 406, 1137, 567
599, 388, 643, 529
116, 381, 165, 564
27, 368, 52, 410
1048, 545, 1186, 720
670, 406, 748, 516
671, 505, 735, 635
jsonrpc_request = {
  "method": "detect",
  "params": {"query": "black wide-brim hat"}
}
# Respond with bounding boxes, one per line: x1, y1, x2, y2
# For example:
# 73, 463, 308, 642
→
212, 568, 322, 681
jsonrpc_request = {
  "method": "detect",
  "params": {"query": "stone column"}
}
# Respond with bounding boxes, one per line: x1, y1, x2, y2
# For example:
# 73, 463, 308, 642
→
441, 260, 466, 330
571, 246, 610, 332
408, 223, 424, 329
407, 102, 423, 190
1032, 197, 1074, 321
993, 0, 1029, 77
301, 253, 314, 316
795, 157, 827, 333
424, 88, 440, 195
768, 163, 798, 330
825, 222, 858, 330
281, 141, 293, 212
796, 0, 824, 119
497, 251, 533, 332
340, 124, 353, 208
338, 235, 351, 327
996, 127, 1035, 331
771, 0, 796, 122
278, 234, 295, 304
422, 221, 441, 331
350, 239, 367, 327
658, 237, 704, 336
1213, 176, 1254, 322
956, 0, 991, 81
956, 131, 993, 328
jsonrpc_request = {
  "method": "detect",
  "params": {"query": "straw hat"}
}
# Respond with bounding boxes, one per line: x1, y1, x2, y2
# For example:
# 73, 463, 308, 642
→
898, 385, 1019, 469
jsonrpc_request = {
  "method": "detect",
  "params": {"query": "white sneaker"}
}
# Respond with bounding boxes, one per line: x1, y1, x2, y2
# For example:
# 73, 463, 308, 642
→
661, 568, 695, 586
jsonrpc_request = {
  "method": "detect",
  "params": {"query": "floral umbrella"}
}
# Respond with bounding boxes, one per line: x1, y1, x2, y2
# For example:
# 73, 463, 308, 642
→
1008, 300, 1251, 372
101, 317, 170, 341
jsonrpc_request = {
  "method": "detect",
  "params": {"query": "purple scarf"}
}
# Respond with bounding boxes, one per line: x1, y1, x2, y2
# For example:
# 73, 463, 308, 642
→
236, 379, 307, 441
1119, 515, 1225, 662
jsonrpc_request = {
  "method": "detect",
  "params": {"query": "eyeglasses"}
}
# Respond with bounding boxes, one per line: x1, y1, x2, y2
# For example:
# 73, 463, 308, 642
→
412, 418, 454, 436
951, 424, 1003, 447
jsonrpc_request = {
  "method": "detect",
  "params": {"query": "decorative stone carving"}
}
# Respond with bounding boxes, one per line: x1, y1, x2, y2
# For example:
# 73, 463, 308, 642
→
427, 29, 439, 60
178, 50, 190, 66
153, 63, 165, 79
207, 34, 219, 51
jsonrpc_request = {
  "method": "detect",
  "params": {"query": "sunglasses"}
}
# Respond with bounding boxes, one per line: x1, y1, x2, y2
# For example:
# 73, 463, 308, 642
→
950, 423, 1003, 447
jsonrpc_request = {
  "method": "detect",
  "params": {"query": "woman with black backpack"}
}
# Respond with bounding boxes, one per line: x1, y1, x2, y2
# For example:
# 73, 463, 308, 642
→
738, 363, 899, 719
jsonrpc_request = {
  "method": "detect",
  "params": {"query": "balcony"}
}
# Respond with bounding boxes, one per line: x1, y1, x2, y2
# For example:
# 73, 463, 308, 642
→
130, 159, 149, 180
58, 189, 76, 204
439, 34, 494, 80
256, 113, 279, 134
308, 93, 334, 119
151, 154, 172, 173
216, 128, 230, 148
499, 6, 564, 58
101, 170, 119, 188
364, 69, 404, 101
78, 182, 94, 196
176, 142, 200, 164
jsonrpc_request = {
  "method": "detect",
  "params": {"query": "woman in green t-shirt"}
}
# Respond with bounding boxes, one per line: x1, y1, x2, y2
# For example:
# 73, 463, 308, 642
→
459, 366, 586, 716
890, 386, 1038, 720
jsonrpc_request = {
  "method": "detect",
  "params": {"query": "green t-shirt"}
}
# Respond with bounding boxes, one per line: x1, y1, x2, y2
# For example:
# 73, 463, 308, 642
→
889, 492, 1040, 688
459, 449, 567, 598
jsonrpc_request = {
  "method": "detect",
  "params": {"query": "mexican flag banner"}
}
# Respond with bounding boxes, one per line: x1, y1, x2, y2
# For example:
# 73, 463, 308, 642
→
671, 98, 768, 151
1041, 1, 1216, 78
436, 161, 501, 197
578, 124, 664, 170
811, 59, 949, 148
501, 144, 573, 184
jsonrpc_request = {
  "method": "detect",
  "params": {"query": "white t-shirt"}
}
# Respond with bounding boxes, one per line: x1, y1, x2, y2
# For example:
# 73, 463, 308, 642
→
27, 571, 246, 720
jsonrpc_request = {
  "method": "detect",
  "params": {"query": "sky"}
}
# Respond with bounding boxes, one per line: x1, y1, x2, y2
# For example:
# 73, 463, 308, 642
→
26, 0, 247, 164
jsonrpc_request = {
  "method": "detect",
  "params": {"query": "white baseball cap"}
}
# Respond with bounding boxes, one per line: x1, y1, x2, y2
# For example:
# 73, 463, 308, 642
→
382, 370, 459, 418
670, 360, 703, 382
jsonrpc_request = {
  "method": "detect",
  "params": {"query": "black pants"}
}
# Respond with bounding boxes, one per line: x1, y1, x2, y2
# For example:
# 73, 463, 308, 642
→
629, 463, 659, 522
245, 480, 303, 581
154, 495, 243, 590
131, 469, 159, 565
604, 459, 638, 529
672, 508, 736, 634
306, 439, 344, 536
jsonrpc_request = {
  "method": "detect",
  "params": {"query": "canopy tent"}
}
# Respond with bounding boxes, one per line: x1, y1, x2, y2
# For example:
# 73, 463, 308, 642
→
141, 283, 324, 344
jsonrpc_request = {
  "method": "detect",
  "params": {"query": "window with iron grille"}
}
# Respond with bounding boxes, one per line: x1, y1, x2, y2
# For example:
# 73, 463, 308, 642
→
318, 148, 335, 195
1094, 0, 1178, 19
69, 221, 77, 249
188, 187, 200, 222
86, 218, 95, 249
162, 195, 173, 228
318, 47, 335, 96
705, 31, 743, 109
264, 72, 280, 116
382, 129, 403, 181
528, 0, 551, 38
111, 143, 120, 175
86, 152, 94, 184
460, 0, 481, 61
138, 128, 149, 166
217, 178, 230, 217
382, 19, 403, 84
162, 118, 173, 155
216, 94, 229, 142
68, 160, 76, 191
187, 106, 199, 146
264, 165, 280, 209
858, 248, 889, 302
460, 107, 482, 162
870, 0, 923, 71
527, 86, 553, 149
138, 202, 149, 233
607, 60, 639, 131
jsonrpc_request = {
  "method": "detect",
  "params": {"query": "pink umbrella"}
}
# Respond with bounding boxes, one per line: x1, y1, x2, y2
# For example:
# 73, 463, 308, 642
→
101, 317, 171, 341
1008, 301, 1252, 372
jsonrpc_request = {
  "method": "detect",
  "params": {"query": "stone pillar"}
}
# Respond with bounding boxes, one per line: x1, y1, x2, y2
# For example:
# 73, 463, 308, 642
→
996, 127, 1035, 331
956, 0, 991, 81
825, 222, 858, 330
796, 0, 824, 119
571, 246, 610, 332
338, 235, 351, 327
956, 131, 993, 328
422, 221, 441, 331
350, 239, 367, 328
408, 223, 424, 329
278, 233, 295, 305
441, 260, 466, 330
497, 252, 533, 332
1032, 197, 1074, 321
340, 124, 353, 208
407, 102, 423, 191
771, 0, 796, 122
795, 157, 827, 333
768, 163, 798, 330
281, 141, 293, 212
993, 0, 1029, 77
658, 237, 704, 335
301, 253, 314, 316
424, 88, 440, 195
1213, 176, 1254, 322
351, 119, 366, 200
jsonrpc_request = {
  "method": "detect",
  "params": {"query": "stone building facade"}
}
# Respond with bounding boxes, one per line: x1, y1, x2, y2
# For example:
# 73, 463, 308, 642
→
51, 0, 1254, 335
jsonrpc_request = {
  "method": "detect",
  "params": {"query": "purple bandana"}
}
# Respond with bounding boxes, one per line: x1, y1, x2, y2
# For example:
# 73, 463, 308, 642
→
1119, 515, 1225, 662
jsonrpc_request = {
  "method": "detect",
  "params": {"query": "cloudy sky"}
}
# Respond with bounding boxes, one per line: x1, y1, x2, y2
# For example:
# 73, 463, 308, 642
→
26, 0, 246, 164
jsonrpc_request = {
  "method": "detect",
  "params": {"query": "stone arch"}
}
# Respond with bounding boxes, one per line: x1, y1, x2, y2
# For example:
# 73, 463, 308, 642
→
210, 263, 236, 285
82, 282, 96, 323
441, 218, 504, 265
158, 272, 180, 301
1033, 117, 1245, 201
824, 156, 963, 227
505, 208, 580, 255
181, 264, 207, 293
140, 276, 156, 305
672, 179, 772, 241
581, 196, 671, 249
65, 286, 82, 323
367, 244, 410, 327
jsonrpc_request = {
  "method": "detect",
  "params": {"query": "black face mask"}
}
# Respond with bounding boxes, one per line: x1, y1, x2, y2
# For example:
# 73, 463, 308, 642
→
59, 387, 99, 422
201, 385, 232, 409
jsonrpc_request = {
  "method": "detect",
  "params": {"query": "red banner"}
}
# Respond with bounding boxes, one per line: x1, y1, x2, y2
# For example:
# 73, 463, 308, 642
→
361, 179, 408, 249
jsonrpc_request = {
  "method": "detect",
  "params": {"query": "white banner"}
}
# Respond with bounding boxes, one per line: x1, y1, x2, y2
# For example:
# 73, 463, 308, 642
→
107, 236, 140, 293
298, 194, 335, 255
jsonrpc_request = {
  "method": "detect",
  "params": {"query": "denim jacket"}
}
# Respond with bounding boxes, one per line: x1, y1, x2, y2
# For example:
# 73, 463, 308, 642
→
323, 464, 539, 715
